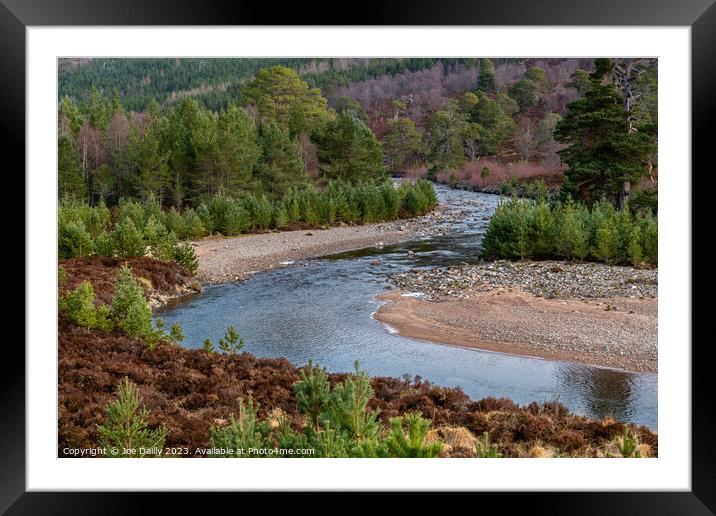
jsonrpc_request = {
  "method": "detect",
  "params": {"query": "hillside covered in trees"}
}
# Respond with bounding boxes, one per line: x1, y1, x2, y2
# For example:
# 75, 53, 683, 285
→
58, 57, 657, 213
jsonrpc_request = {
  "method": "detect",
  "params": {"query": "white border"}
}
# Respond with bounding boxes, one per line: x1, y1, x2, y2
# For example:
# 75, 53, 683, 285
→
27, 27, 691, 491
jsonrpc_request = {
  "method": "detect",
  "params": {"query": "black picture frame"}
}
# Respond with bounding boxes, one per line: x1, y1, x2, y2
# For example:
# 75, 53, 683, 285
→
6, 0, 712, 512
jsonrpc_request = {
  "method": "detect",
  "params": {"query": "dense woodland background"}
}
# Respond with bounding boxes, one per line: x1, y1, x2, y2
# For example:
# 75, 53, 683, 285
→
58, 57, 658, 209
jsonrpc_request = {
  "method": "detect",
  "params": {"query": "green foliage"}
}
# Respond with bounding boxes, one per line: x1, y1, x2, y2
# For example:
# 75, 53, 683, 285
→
468, 91, 516, 155
566, 69, 592, 95
58, 219, 94, 259
294, 360, 331, 431
385, 412, 443, 458
169, 322, 184, 344
554, 199, 589, 260
555, 59, 657, 205
205, 358, 446, 458
172, 242, 198, 275
383, 117, 421, 170
482, 197, 656, 265
320, 363, 382, 452
317, 111, 387, 183
475, 432, 502, 458
476, 58, 496, 93
525, 66, 550, 90
97, 377, 167, 458
202, 338, 215, 354
112, 218, 146, 257
424, 109, 467, 170
209, 396, 272, 456
61, 281, 99, 329
58, 135, 86, 201
397, 180, 437, 218
242, 66, 331, 137
616, 426, 642, 458
218, 325, 245, 354
111, 265, 156, 344
508, 79, 538, 112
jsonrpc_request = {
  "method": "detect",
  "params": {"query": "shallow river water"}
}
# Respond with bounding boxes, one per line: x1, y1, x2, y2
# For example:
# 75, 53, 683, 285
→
160, 185, 657, 429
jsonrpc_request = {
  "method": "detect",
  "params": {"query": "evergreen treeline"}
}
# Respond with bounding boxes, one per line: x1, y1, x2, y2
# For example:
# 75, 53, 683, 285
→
59, 58, 312, 111
59, 66, 391, 207
58, 180, 437, 269
481, 196, 657, 266
59, 57, 474, 112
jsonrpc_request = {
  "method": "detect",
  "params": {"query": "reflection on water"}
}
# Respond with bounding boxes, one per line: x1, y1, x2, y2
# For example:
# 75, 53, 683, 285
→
159, 185, 657, 429
555, 364, 650, 424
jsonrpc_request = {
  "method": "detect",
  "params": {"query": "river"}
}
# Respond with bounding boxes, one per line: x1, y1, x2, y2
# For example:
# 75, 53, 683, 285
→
159, 185, 657, 429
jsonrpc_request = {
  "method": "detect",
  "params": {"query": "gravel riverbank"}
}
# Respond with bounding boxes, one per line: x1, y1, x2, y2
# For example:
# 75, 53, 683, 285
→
375, 261, 658, 373
192, 203, 464, 284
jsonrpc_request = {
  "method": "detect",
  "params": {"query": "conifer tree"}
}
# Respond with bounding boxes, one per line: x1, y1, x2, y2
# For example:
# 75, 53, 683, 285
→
317, 111, 386, 183
255, 121, 307, 199
97, 377, 167, 457
476, 58, 496, 93
555, 59, 657, 205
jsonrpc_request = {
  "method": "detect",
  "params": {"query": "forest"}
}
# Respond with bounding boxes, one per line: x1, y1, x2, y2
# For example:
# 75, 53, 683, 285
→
59, 57, 658, 209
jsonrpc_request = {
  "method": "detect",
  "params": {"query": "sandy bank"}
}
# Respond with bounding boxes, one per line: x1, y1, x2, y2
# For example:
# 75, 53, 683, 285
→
192, 206, 454, 285
374, 288, 657, 373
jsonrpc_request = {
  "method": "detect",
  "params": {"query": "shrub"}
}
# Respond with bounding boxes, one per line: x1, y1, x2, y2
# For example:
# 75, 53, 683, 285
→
172, 242, 198, 275
475, 431, 501, 458
111, 265, 155, 343
61, 281, 98, 329
554, 199, 589, 260
616, 426, 642, 458
169, 322, 184, 344
218, 325, 244, 354
112, 218, 146, 257
58, 219, 94, 259
294, 360, 331, 432
209, 396, 271, 456
93, 233, 115, 257
97, 377, 167, 458
482, 197, 656, 266
640, 212, 658, 265
115, 198, 147, 230
417, 179, 438, 210
385, 412, 443, 458
242, 193, 273, 230
272, 204, 289, 229
320, 363, 382, 453
181, 208, 206, 240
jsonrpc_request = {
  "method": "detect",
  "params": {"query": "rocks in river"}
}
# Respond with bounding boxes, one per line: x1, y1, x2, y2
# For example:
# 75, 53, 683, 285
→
387, 260, 658, 301
371, 259, 382, 266
407, 250, 415, 256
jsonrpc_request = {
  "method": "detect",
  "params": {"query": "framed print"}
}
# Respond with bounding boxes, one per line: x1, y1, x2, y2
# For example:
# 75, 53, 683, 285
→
6, 0, 712, 511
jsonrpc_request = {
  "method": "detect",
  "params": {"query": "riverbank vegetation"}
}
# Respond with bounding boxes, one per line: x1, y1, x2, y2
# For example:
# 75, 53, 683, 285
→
58, 179, 437, 273
481, 197, 657, 266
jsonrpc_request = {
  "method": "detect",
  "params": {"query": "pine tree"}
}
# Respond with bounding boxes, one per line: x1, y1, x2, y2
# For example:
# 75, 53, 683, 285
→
555, 59, 657, 205
58, 136, 86, 201
255, 121, 307, 199
97, 377, 167, 457
111, 265, 154, 341
316, 111, 386, 183
294, 360, 331, 432
383, 117, 421, 171
476, 58, 496, 93
385, 412, 442, 458
218, 325, 245, 354
209, 396, 271, 456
